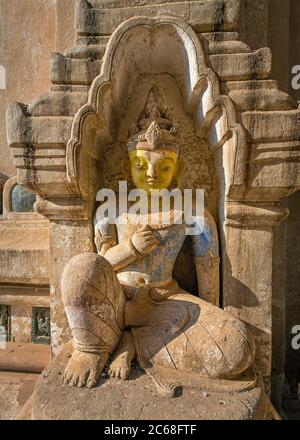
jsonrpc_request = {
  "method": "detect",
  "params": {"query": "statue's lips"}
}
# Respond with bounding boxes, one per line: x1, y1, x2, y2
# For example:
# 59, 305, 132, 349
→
146, 179, 161, 186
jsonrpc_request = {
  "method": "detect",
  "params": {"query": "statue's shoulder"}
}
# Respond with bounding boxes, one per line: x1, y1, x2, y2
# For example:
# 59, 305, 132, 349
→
187, 206, 219, 257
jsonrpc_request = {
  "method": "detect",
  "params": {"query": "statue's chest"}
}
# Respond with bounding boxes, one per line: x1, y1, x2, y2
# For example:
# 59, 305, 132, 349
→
116, 212, 186, 258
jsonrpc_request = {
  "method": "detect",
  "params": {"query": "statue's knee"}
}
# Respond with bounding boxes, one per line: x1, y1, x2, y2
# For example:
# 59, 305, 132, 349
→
199, 314, 255, 379
61, 253, 113, 305
223, 320, 256, 377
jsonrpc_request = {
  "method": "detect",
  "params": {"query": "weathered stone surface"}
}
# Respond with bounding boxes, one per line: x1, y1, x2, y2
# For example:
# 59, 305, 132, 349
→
75, 0, 242, 35
229, 89, 296, 111
206, 40, 251, 55
0, 371, 39, 420
0, 0, 57, 177
30, 346, 266, 420
0, 343, 50, 374
224, 203, 289, 389
51, 53, 102, 85
242, 110, 300, 142
0, 220, 50, 285
210, 48, 272, 81
29, 92, 89, 117
64, 45, 106, 60
7, 103, 73, 146
0, 285, 50, 308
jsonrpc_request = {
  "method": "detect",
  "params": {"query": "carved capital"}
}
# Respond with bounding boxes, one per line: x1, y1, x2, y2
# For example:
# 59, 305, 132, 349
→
225, 202, 289, 228
34, 197, 89, 222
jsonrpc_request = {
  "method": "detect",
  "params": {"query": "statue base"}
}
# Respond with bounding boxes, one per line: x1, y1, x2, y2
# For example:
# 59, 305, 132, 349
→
20, 345, 271, 420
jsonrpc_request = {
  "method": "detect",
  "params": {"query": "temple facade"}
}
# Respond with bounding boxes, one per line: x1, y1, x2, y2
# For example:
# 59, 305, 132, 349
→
0, 0, 299, 419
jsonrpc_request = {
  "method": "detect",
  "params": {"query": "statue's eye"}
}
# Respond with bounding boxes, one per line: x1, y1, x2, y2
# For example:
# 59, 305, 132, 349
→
135, 161, 146, 170
161, 166, 170, 172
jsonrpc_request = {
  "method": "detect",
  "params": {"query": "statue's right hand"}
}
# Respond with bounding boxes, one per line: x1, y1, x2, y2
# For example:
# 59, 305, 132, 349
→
131, 225, 159, 255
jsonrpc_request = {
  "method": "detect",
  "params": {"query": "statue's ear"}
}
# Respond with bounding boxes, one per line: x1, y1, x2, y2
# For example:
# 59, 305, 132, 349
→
121, 159, 131, 180
174, 158, 185, 186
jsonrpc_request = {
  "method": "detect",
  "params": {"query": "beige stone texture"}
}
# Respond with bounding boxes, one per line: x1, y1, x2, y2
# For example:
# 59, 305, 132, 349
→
10, 306, 32, 344
0, 371, 39, 420
0, 219, 49, 285
0, 0, 56, 178
0, 343, 50, 374
0, 0, 76, 179
29, 344, 268, 420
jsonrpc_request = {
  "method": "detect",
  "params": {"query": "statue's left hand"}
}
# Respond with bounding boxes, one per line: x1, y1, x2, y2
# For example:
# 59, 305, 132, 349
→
94, 229, 116, 255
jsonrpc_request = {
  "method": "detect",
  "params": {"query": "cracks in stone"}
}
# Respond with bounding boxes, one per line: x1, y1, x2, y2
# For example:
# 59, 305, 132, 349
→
212, 0, 226, 42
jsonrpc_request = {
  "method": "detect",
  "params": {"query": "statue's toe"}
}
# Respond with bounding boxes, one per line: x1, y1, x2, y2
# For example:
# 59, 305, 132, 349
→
87, 378, 97, 388
63, 368, 73, 385
86, 367, 100, 388
77, 378, 86, 388
69, 374, 80, 387
120, 367, 128, 381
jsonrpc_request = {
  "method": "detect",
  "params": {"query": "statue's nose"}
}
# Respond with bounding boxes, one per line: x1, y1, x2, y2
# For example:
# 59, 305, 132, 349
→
147, 164, 157, 178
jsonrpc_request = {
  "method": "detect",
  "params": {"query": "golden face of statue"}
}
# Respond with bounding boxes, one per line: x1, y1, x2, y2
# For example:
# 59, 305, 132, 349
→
129, 149, 179, 192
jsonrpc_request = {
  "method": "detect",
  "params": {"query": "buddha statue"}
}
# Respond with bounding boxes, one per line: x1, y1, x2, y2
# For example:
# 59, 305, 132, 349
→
61, 90, 256, 393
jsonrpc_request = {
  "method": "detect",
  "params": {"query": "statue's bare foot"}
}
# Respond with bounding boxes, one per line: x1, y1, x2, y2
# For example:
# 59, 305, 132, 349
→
63, 350, 109, 388
108, 352, 132, 380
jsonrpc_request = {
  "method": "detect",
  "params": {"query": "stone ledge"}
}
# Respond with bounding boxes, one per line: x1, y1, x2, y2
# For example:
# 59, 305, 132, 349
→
242, 110, 300, 142
29, 345, 266, 420
0, 343, 50, 374
75, 0, 242, 35
229, 89, 296, 112
29, 91, 89, 117
51, 53, 102, 86
209, 48, 272, 81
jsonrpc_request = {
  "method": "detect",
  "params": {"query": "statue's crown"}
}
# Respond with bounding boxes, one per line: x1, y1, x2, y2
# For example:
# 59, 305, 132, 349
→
127, 88, 179, 153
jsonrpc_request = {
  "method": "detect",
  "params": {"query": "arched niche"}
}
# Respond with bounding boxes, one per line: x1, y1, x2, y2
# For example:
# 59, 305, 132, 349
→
66, 16, 248, 294
67, 16, 247, 206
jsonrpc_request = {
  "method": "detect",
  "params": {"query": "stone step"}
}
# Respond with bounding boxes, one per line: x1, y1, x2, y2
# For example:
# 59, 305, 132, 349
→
7, 103, 73, 146
51, 53, 102, 86
229, 88, 296, 111
209, 48, 272, 81
242, 110, 300, 142
205, 40, 251, 55
64, 44, 107, 60
29, 91, 88, 117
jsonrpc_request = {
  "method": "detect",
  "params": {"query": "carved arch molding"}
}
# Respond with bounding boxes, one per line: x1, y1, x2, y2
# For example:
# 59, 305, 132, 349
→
68, 17, 247, 216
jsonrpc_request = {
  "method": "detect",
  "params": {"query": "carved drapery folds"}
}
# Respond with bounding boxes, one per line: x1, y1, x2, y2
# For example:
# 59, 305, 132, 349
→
6, 0, 300, 385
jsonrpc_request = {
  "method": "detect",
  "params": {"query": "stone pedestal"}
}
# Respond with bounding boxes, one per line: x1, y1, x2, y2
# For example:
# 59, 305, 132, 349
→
28, 345, 267, 421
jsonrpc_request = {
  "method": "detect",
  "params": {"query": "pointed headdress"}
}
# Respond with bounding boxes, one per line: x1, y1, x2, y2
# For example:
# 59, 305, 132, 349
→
127, 88, 180, 154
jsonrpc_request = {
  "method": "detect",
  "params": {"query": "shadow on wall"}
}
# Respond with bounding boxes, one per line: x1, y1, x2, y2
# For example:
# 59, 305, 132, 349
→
285, 191, 300, 389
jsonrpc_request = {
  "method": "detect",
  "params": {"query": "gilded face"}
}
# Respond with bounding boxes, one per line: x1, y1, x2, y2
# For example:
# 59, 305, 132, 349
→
129, 149, 179, 192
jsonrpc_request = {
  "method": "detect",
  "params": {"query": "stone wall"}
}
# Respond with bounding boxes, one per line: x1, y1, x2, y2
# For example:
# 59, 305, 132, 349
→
0, 0, 75, 179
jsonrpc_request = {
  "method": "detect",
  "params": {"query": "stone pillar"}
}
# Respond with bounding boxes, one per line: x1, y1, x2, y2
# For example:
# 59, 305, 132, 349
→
285, 191, 300, 393
271, 219, 287, 407
35, 197, 94, 355
223, 202, 289, 392
267, 0, 291, 94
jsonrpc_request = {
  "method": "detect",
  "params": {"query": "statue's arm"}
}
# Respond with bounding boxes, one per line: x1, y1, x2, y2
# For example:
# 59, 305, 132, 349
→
189, 210, 220, 306
94, 208, 158, 271
94, 209, 139, 271
103, 240, 141, 271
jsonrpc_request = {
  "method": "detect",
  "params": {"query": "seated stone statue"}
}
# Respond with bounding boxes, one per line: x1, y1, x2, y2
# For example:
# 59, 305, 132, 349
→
61, 93, 255, 391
